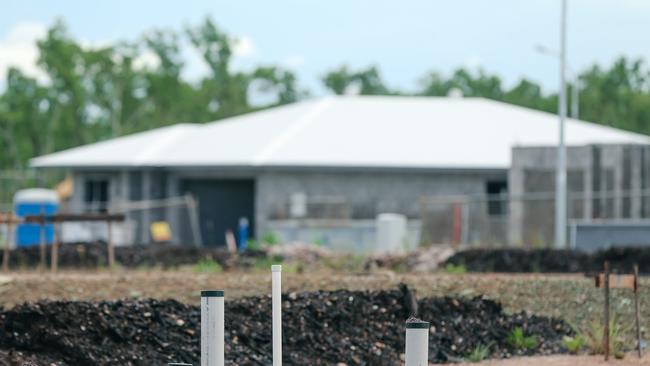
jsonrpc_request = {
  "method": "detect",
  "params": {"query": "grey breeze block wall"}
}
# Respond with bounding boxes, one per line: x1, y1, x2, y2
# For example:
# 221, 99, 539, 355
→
255, 170, 505, 240
70, 168, 506, 245
509, 144, 650, 246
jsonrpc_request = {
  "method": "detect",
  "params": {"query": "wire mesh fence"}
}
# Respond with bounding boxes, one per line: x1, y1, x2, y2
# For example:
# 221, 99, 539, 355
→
420, 189, 650, 248
0, 195, 201, 248
5, 163, 650, 250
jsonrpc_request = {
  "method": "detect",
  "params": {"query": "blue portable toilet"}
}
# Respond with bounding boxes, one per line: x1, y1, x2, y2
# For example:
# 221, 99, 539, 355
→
13, 189, 59, 247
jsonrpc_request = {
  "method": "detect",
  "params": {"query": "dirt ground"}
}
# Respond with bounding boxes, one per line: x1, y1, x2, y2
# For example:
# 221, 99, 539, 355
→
0, 269, 648, 365
440, 353, 650, 365
0, 270, 601, 307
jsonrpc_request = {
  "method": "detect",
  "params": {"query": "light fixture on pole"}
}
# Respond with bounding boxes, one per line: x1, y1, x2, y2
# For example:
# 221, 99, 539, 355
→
535, 44, 579, 120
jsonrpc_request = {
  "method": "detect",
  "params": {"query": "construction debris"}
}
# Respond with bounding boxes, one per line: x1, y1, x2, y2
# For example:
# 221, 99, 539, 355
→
368, 245, 455, 272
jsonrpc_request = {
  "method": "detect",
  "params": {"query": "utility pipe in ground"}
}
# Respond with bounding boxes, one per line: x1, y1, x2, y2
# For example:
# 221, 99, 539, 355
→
201, 290, 224, 366
405, 317, 429, 366
272, 264, 282, 366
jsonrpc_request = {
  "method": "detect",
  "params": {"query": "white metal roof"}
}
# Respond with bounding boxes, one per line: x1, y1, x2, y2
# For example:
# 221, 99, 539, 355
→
30, 95, 650, 170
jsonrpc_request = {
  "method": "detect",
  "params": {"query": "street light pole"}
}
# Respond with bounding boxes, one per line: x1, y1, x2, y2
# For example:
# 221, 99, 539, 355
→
534, 46, 579, 120
571, 78, 579, 119
555, 0, 568, 249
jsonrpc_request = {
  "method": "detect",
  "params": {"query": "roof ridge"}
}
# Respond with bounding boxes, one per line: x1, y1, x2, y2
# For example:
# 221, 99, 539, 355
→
132, 124, 199, 165
251, 97, 334, 165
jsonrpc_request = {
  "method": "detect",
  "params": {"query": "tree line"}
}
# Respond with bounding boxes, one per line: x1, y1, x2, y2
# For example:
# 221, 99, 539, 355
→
2, 17, 650, 172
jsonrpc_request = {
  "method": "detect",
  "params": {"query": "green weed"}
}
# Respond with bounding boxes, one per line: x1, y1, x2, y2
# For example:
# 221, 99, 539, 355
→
562, 335, 584, 354
581, 314, 627, 358
252, 255, 284, 271
507, 327, 538, 351
193, 258, 223, 273
444, 263, 467, 274
262, 232, 279, 246
466, 344, 491, 362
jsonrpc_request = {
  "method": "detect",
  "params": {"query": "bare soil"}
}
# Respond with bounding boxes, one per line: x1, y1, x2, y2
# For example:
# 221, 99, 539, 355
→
0, 270, 648, 365
441, 353, 650, 365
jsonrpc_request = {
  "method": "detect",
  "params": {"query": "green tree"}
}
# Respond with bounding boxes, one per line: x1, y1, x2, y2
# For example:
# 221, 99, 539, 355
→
187, 18, 249, 119
2, 68, 52, 165
418, 68, 503, 99
251, 66, 304, 106
323, 65, 391, 95
5, 17, 650, 180
578, 57, 650, 133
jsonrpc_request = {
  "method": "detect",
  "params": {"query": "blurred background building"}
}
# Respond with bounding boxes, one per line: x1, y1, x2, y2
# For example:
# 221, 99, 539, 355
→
26, 95, 649, 250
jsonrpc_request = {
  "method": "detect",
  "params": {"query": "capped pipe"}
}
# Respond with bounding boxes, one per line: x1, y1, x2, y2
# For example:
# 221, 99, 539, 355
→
201, 290, 224, 366
405, 317, 429, 366
272, 265, 282, 366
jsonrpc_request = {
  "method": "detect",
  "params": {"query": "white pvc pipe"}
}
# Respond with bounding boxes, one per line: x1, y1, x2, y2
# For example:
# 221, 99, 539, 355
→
272, 264, 282, 366
201, 290, 225, 366
405, 318, 429, 366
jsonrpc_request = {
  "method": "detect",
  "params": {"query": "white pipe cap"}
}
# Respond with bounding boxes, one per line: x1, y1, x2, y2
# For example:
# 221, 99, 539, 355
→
271, 264, 282, 272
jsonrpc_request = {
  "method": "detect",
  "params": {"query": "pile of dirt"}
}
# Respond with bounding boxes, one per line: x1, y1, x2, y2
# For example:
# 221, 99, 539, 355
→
0, 242, 266, 269
0, 285, 572, 365
444, 247, 650, 273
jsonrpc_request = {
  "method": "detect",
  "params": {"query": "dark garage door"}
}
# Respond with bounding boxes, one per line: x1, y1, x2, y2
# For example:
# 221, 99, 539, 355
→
181, 179, 255, 246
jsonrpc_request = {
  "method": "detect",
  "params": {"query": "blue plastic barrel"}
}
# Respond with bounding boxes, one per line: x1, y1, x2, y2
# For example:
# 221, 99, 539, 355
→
13, 189, 59, 247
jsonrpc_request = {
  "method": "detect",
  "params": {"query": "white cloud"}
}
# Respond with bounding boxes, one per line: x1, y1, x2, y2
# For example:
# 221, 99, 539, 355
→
182, 40, 211, 82
233, 36, 255, 57
282, 55, 305, 69
0, 22, 49, 84
182, 36, 257, 81
463, 55, 483, 70
79, 39, 112, 51
133, 49, 161, 70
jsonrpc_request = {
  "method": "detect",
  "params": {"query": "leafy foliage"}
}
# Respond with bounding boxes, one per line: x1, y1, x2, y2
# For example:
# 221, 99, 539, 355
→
2, 17, 650, 179
0, 18, 302, 174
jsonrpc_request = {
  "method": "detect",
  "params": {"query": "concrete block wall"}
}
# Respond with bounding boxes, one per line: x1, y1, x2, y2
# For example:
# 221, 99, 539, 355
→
69, 168, 506, 247
255, 170, 504, 240
70, 169, 170, 244
509, 144, 650, 246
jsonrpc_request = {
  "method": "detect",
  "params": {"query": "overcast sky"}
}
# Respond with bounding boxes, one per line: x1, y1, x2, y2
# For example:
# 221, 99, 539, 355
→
2, 0, 650, 94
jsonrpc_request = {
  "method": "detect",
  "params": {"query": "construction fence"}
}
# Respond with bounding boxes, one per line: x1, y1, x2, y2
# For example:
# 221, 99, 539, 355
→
420, 189, 650, 248
0, 195, 201, 248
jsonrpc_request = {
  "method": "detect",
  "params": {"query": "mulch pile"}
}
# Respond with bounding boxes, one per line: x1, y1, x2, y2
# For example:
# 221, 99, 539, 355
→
0, 285, 572, 365
444, 247, 650, 274
0, 242, 266, 270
